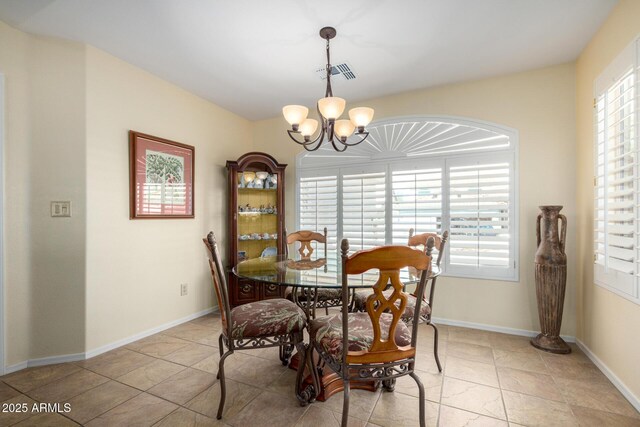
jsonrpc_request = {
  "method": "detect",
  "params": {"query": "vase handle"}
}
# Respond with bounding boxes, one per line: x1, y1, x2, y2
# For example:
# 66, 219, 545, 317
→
559, 214, 567, 254
536, 213, 542, 248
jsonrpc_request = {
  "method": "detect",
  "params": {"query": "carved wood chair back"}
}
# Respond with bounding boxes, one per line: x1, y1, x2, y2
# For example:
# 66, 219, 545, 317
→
408, 228, 449, 267
286, 228, 328, 260
340, 240, 431, 364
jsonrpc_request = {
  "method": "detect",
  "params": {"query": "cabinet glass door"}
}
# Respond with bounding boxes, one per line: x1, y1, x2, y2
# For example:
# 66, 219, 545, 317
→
236, 171, 280, 260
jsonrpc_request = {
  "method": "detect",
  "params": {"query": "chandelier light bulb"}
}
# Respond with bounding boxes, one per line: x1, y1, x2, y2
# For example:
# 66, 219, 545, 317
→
318, 97, 346, 120
334, 119, 355, 141
282, 105, 309, 130
299, 119, 319, 138
348, 107, 375, 132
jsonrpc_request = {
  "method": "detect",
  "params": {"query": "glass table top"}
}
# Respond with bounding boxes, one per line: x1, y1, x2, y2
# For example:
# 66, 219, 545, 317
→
232, 253, 440, 289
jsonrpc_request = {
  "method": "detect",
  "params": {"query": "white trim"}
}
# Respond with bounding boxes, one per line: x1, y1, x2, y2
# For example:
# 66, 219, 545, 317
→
4, 307, 217, 374
5, 361, 27, 375
5, 353, 86, 374
85, 307, 215, 359
576, 339, 640, 412
0, 74, 5, 376
432, 316, 575, 342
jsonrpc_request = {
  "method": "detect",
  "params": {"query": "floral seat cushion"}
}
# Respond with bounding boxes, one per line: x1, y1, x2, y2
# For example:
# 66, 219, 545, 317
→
228, 298, 306, 339
353, 289, 430, 319
310, 312, 412, 360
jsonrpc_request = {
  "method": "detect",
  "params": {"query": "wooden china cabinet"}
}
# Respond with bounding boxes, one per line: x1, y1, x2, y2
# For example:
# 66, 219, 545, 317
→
226, 152, 286, 307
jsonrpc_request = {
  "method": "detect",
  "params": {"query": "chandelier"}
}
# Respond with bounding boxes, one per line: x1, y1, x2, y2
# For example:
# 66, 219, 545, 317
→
282, 27, 374, 152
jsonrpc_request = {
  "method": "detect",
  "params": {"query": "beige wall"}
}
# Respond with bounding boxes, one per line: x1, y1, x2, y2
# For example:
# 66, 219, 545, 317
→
1, 20, 253, 364
0, 22, 87, 365
1, 21, 33, 366
29, 36, 87, 359
85, 47, 252, 350
254, 63, 577, 335
576, 0, 640, 400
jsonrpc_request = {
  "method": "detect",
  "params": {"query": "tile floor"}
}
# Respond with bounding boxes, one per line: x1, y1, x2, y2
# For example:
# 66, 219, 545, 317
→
0, 312, 639, 426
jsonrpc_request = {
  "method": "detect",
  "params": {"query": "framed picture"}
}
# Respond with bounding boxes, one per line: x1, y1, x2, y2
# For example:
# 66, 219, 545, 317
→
129, 131, 195, 219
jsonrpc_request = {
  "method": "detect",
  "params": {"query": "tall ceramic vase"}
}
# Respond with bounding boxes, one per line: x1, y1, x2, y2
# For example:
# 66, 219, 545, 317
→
531, 205, 571, 354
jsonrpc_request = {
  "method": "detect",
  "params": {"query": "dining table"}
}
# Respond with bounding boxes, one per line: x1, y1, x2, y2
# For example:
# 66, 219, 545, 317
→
232, 250, 441, 404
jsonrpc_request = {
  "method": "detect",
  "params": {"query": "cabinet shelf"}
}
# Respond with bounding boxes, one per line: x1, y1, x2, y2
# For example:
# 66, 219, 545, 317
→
238, 188, 277, 193
238, 212, 277, 216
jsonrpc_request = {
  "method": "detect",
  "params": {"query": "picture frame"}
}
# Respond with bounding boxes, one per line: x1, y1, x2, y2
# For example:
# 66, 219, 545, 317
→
129, 131, 195, 219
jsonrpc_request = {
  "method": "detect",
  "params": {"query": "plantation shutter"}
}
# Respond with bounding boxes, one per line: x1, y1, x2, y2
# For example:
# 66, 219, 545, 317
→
391, 167, 443, 244
447, 157, 514, 278
342, 171, 387, 251
341, 171, 386, 284
299, 174, 338, 256
298, 174, 339, 281
594, 36, 639, 299
296, 117, 519, 282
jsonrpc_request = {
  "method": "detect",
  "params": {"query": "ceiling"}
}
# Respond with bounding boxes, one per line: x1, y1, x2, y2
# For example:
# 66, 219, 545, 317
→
0, 0, 617, 121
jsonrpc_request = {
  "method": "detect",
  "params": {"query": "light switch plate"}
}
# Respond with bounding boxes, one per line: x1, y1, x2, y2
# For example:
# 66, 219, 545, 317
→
51, 201, 71, 217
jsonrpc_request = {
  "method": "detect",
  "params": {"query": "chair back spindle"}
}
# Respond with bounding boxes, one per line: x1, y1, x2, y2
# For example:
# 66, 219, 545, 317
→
203, 232, 232, 338
407, 228, 448, 306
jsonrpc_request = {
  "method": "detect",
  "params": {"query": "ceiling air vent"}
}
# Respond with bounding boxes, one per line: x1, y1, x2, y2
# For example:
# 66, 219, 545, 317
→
316, 62, 356, 81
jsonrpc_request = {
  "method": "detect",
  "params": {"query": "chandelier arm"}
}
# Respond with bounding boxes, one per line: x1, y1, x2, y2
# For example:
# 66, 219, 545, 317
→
302, 139, 325, 152
330, 137, 349, 152
287, 125, 327, 150
287, 131, 323, 152
332, 131, 371, 147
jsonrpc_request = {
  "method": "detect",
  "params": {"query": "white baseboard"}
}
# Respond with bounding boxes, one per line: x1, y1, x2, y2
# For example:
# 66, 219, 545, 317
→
431, 316, 576, 343
575, 339, 640, 413
85, 307, 216, 359
4, 307, 217, 374
5, 352, 85, 375
5, 361, 28, 375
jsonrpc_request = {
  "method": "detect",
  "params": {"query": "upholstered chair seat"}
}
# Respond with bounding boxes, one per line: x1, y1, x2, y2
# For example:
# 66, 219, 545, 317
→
227, 299, 306, 339
310, 312, 412, 361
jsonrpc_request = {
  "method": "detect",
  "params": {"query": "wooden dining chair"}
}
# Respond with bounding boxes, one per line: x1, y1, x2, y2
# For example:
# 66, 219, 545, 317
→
286, 228, 328, 260
308, 240, 432, 427
352, 228, 449, 372
405, 229, 448, 372
203, 232, 307, 419
285, 228, 343, 316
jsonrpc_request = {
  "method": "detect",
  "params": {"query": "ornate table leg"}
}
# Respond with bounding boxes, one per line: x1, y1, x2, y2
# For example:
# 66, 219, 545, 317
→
295, 341, 317, 406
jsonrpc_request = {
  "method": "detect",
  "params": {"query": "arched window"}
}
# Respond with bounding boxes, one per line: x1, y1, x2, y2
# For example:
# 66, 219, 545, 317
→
296, 115, 519, 281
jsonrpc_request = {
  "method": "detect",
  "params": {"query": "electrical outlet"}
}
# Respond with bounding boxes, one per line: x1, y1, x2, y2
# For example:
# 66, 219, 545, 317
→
180, 283, 188, 296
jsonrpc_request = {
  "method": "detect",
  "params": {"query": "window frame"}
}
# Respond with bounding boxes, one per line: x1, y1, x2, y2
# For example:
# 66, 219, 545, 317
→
593, 35, 640, 305
295, 116, 519, 282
